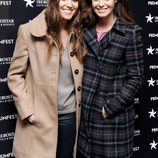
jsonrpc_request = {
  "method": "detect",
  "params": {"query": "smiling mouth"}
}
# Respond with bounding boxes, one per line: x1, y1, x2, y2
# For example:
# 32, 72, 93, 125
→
63, 10, 72, 14
64, 9, 74, 13
97, 7, 108, 10
97, 9, 106, 12
63, 7, 74, 11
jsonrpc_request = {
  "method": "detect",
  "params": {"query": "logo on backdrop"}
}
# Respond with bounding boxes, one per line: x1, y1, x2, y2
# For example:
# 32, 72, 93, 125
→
134, 130, 141, 136
146, 13, 158, 23
0, 78, 7, 83
147, 45, 158, 55
148, 108, 157, 118
146, 13, 154, 23
135, 114, 138, 119
0, 39, 14, 45
0, 57, 12, 65
133, 146, 140, 152
148, 33, 158, 38
147, 77, 158, 87
152, 128, 158, 133
0, 1, 12, 6
0, 19, 15, 26
134, 98, 139, 104
0, 132, 14, 141
147, 77, 155, 87
149, 140, 158, 150
36, 0, 48, 7
150, 96, 158, 101
24, 0, 35, 7
0, 95, 13, 103
149, 65, 158, 69
0, 114, 17, 121
0, 153, 14, 158
148, 1, 158, 5
23, 0, 47, 7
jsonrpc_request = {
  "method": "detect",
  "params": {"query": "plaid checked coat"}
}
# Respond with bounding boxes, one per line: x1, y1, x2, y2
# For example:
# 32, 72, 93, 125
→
77, 18, 144, 158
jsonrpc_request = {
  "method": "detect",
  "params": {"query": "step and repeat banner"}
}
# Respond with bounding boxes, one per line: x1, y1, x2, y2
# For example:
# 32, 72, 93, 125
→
0, 0, 158, 158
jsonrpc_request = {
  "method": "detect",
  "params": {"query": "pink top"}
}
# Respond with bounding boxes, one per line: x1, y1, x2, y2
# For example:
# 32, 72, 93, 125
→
96, 31, 106, 42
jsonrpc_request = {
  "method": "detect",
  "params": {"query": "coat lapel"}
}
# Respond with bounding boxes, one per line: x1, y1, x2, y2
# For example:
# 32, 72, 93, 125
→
99, 18, 127, 50
30, 9, 47, 37
99, 31, 111, 51
83, 26, 100, 57
83, 18, 127, 60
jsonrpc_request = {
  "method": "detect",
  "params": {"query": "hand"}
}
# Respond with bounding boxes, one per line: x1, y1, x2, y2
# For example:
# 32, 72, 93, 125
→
102, 106, 108, 118
27, 114, 35, 123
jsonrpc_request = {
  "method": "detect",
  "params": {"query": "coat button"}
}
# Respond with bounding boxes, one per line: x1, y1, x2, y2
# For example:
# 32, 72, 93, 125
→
78, 102, 81, 107
78, 103, 81, 107
77, 86, 81, 91
70, 52, 74, 57
75, 69, 79, 75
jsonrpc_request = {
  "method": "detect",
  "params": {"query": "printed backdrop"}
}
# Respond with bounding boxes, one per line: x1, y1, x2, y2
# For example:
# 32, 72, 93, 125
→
0, 0, 158, 157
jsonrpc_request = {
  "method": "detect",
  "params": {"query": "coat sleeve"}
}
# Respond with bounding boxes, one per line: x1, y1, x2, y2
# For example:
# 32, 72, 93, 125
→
7, 25, 34, 120
104, 25, 144, 117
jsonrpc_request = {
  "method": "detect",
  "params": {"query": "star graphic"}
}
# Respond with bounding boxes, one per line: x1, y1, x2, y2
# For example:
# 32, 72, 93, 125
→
147, 77, 155, 87
24, 0, 35, 7
148, 109, 157, 118
150, 140, 158, 150
147, 45, 155, 55
145, 13, 154, 23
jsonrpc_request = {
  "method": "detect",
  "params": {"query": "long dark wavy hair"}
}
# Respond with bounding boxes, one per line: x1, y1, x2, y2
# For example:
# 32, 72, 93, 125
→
45, 0, 86, 62
81, 0, 134, 27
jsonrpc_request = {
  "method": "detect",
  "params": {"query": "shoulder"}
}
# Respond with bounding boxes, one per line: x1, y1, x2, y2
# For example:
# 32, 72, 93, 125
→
16, 23, 31, 43
126, 24, 142, 32
113, 18, 142, 36
125, 24, 143, 38
18, 9, 47, 38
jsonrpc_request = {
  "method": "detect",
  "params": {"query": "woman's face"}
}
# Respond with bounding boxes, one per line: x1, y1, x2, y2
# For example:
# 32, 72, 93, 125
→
92, 0, 117, 18
58, 0, 79, 20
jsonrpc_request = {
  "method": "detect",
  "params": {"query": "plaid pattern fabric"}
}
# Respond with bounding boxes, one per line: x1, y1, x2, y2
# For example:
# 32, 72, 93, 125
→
77, 19, 144, 158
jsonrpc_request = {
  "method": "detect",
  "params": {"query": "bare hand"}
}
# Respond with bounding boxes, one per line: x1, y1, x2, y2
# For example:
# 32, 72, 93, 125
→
27, 114, 35, 123
102, 106, 108, 118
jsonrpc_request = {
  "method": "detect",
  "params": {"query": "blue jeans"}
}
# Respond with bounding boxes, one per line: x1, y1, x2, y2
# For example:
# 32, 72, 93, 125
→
56, 112, 76, 158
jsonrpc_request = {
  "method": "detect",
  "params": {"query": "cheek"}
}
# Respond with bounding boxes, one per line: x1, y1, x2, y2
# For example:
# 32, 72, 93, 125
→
75, 3, 79, 10
108, 2, 116, 8
92, 2, 97, 8
58, 1, 63, 8
92, 3, 97, 11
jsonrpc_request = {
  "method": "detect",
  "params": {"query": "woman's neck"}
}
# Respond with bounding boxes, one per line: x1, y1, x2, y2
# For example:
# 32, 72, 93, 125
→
61, 19, 71, 31
96, 14, 117, 32
60, 29, 70, 47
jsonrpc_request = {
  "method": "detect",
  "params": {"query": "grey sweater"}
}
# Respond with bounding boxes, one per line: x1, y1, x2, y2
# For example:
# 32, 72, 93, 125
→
57, 46, 76, 114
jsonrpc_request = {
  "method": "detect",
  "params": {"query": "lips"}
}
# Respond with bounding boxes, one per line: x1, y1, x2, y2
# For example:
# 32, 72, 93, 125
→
64, 10, 72, 12
96, 7, 108, 10
63, 9, 74, 14
97, 9, 106, 13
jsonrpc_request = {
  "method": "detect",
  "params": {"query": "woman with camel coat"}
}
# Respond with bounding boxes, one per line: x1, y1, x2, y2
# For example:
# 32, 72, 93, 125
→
7, 0, 86, 158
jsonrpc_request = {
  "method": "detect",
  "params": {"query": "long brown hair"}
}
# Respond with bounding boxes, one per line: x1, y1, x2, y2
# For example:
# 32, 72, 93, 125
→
81, 0, 134, 27
45, 0, 86, 62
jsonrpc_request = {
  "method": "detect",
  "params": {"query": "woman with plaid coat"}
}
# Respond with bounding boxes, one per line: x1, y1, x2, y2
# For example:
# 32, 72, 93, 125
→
77, 0, 144, 158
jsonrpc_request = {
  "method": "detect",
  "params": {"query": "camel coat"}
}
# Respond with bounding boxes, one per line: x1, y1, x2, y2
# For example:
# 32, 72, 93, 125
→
7, 10, 83, 158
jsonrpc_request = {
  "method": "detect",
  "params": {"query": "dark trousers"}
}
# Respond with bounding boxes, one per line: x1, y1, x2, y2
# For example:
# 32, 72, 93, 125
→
56, 112, 76, 158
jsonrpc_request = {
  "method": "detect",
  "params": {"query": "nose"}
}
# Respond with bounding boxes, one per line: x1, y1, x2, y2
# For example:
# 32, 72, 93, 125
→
67, 0, 73, 8
98, 0, 104, 7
